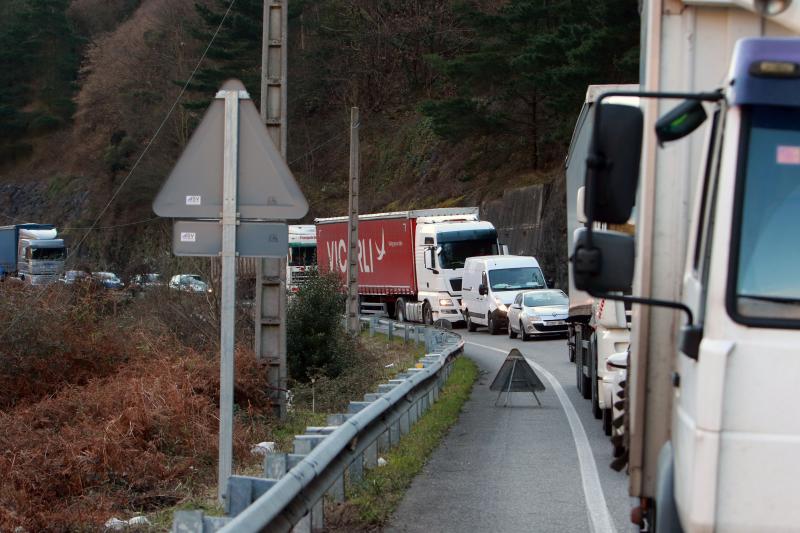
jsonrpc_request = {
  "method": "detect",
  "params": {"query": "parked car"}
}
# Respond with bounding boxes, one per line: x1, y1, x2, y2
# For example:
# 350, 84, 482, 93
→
169, 274, 211, 293
507, 289, 569, 341
92, 271, 124, 290
60, 270, 91, 285
130, 273, 163, 291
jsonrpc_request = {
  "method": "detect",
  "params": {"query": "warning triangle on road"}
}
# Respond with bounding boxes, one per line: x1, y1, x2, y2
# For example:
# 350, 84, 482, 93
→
490, 348, 545, 407
153, 79, 308, 220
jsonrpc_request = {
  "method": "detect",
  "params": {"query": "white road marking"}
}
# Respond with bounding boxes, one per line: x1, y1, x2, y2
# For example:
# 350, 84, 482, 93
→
466, 341, 618, 533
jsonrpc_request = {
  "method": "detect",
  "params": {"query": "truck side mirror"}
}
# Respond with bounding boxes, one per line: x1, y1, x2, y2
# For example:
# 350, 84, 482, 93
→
424, 247, 438, 273
586, 103, 643, 224
576, 186, 587, 224
478, 284, 488, 296
655, 100, 707, 143
571, 228, 634, 292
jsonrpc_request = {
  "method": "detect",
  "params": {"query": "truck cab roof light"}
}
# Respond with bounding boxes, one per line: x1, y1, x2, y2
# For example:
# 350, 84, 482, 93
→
749, 60, 800, 78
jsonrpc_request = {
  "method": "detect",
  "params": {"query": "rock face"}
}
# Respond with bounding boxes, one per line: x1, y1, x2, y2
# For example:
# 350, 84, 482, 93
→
480, 178, 568, 290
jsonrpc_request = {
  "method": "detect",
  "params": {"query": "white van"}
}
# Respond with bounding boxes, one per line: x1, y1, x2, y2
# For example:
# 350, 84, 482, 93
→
461, 255, 547, 334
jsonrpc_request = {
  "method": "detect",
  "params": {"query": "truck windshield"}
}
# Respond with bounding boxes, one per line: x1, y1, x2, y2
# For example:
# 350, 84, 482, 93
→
489, 267, 545, 291
734, 106, 800, 321
289, 245, 316, 267
31, 247, 65, 260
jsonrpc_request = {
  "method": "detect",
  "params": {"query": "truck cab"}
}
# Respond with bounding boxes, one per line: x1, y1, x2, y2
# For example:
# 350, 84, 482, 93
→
287, 225, 317, 293
413, 214, 499, 325
573, 36, 800, 532
0, 224, 66, 285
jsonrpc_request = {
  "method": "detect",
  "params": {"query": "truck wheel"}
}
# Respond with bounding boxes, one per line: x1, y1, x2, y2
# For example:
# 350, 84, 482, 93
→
591, 359, 602, 418
396, 299, 406, 323
466, 311, 477, 332
576, 340, 583, 393
423, 302, 433, 325
603, 408, 612, 436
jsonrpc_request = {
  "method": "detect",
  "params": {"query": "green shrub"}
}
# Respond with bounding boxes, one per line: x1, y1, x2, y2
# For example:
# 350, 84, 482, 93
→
287, 270, 357, 383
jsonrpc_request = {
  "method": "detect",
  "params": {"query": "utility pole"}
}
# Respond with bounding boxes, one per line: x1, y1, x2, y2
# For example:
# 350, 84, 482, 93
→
258, 0, 288, 418
345, 107, 360, 333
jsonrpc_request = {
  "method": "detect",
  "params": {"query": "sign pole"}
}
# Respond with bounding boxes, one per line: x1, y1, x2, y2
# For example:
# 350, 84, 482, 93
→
218, 88, 241, 502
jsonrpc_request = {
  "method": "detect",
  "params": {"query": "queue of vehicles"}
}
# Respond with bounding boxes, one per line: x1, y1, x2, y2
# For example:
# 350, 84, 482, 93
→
567, 3, 800, 531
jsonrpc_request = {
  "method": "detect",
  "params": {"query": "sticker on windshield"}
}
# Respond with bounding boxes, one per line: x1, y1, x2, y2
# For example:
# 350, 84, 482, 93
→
777, 146, 800, 165
185, 195, 202, 205
180, 232, 196, 243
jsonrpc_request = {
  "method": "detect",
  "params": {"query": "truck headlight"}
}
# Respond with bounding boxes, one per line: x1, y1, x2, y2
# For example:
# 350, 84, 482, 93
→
439, 298, 454, 307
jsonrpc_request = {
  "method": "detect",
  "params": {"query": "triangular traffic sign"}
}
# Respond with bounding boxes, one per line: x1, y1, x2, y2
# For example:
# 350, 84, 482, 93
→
153, 79, 308, 220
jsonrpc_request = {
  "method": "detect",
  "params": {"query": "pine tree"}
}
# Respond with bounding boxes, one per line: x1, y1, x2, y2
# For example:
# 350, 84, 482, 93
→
421, 0, 639, 169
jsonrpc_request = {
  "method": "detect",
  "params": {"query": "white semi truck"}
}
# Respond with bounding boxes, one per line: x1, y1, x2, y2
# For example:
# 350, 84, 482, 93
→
0, 223, 66, 284
566, 85, 636, 435
316, 208, 500, 326
572, 2, 800, 531
287, 224, 317, 293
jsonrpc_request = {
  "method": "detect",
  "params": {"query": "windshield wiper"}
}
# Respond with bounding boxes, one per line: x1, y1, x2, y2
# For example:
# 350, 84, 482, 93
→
739, 294, 800, 305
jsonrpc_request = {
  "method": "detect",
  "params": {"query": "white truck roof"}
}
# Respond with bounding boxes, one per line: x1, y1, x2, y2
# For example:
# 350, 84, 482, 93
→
315, 207, 480, 225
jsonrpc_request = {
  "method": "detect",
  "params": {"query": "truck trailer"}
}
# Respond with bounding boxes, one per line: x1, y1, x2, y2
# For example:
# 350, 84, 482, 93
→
565, 85, 637, 435
0, 223, 66, 285
316, 208, 500, 325
572, 3, 800, 530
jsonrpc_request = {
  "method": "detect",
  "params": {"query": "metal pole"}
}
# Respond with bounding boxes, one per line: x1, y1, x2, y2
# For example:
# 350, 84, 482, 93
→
345, 107, 360, 333
257, 0, 288, 419
218, 89, 240, 502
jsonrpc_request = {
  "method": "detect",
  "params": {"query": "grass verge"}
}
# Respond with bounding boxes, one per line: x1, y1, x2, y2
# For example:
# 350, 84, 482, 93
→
326, 355, 478, 531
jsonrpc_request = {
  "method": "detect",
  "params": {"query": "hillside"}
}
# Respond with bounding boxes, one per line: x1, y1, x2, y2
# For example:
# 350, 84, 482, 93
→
0, 0, 639, 274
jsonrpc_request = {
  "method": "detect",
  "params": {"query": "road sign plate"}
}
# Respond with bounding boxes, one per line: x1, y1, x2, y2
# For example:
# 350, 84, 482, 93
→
172, 220, 288, 257
153, 79, 308, 220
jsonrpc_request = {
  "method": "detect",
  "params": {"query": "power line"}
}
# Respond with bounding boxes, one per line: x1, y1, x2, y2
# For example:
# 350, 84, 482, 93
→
66, 0, 238, 261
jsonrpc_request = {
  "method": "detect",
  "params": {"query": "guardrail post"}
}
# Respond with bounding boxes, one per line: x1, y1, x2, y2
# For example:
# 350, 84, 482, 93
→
364, 438, 378, 469
347, 452, 364, 487
369, 316, 377, 336
388, 321, 394, 342
403, 324, 409, 344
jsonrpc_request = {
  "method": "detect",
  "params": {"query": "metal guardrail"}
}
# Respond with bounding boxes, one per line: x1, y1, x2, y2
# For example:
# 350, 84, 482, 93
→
173, 317, 463, 533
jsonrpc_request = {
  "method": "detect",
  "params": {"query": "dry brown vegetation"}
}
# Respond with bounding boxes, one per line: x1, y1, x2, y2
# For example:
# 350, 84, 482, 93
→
0, 282, 424, 531
0, 283, 272, 531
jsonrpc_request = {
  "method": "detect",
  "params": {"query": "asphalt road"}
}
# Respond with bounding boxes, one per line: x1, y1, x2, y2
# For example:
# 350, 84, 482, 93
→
385, 327, 636, 533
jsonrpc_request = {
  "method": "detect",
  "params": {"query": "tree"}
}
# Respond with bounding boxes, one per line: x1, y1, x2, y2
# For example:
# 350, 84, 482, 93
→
0, 0, 82, 163
421, 0, 639, 169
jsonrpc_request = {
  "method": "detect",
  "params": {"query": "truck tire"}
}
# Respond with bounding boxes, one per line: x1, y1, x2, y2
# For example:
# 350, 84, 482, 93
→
396, 299, 406, 323
603, 408, 612, 436
466, 311, 477, 332
591, 337, 602, 419
423, 302, 433, 325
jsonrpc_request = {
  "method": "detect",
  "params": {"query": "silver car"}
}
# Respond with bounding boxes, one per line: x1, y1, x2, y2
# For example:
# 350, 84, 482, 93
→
507, 289, 569, 341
